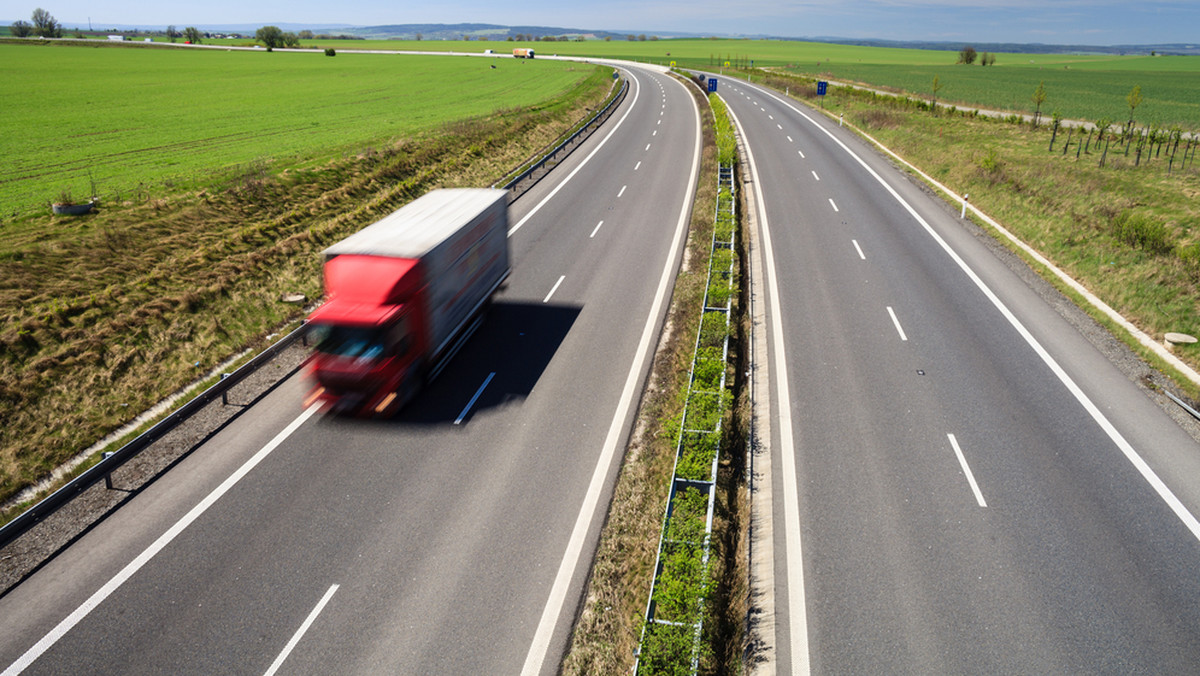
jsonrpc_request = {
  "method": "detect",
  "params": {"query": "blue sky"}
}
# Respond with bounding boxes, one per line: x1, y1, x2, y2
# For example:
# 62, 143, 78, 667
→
7, 0, 1198, 45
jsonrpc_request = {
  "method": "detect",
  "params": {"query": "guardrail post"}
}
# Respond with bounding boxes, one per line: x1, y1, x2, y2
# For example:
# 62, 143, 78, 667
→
220, 373, 230, 405
103, 452, 115, 490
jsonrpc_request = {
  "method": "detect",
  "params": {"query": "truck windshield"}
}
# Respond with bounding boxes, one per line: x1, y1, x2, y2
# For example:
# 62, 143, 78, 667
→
310, 324, 386, 360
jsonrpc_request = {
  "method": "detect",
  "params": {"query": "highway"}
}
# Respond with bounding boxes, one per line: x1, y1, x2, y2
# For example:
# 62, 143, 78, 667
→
713, 75, 1200, 672
0, 63, 701, 675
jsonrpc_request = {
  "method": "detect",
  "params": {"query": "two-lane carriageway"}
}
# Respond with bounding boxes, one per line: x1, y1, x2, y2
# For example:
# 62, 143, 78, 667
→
715, 74, 1200, 673
0, 63, 700, 676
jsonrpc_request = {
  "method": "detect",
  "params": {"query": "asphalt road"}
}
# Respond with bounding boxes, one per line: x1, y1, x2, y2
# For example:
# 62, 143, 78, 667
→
713, 75, 1200, 673
0, 63, 701, 675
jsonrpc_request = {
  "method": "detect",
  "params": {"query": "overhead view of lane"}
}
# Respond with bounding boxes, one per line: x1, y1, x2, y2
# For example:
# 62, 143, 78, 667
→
0, 63, 700, 676
714, 75, 1200, 672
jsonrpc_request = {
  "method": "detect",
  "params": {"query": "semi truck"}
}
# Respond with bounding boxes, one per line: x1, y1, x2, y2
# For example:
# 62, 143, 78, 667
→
304, 188, 510, 415
512, 48, 535, 58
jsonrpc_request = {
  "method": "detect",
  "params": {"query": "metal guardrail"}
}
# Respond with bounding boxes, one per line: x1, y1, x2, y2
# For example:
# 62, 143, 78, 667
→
0, 324, 308, 550
497, 78, 628, 198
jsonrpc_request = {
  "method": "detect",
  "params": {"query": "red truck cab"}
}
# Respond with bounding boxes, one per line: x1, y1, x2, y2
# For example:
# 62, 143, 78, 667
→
305, 255, 428, 415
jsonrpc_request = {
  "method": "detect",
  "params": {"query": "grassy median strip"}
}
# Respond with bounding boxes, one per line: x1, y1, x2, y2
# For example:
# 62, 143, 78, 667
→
0, 44, 611, 513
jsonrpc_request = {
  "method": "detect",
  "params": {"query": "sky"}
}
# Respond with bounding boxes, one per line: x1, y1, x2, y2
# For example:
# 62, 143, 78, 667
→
5, 0, 1198, 46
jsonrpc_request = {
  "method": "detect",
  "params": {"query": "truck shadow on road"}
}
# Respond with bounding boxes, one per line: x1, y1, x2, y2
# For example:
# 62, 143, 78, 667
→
325, 300, 581, 426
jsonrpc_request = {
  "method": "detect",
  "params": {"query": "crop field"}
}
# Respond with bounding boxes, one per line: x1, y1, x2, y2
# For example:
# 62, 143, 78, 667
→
0, 42, 596, 216
287, 38, 1200, 129
780, 60, 1200, 129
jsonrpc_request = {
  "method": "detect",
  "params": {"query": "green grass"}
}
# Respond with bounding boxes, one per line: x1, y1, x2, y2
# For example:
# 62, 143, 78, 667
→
277, 38, 1200, 130
0, 42, 595, 216
784, 61, 1200, 129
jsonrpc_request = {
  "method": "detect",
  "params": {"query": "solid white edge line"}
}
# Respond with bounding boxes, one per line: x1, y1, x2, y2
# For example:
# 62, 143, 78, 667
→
887, 306, 909, 342
723, 96, 812, 674
263, 583, 340, 676
519, 70, 701, 676
455, 372, 496, 425
853, 239, 866, 260
542, 275, 565, 304
747, 79, 1200, 543
948, 434, 987, 507
3, 405, 321, 676
508, 73, 642, 238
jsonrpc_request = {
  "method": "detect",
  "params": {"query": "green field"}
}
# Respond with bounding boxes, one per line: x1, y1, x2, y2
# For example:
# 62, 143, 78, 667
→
780, 60, 1200, 129
275, 38, 1200, 129
9, 36, 1194, 139
0, 42, 596, 216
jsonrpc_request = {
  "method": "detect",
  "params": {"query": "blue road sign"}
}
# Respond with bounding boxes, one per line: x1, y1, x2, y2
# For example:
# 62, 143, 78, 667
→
817, 81, 828, 96
708, 78, 718, 92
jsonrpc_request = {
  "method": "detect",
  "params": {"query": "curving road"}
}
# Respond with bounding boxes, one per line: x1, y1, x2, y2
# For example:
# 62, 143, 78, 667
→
714, 74, 1200, 673
0, 63, 701, 676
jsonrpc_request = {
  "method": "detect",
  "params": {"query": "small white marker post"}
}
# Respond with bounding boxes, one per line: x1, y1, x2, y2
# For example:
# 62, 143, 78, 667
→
839, 113, 843, 127
961, 193, 970, 219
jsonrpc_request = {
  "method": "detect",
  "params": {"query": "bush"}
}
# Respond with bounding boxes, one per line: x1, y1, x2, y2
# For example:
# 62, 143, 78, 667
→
979, 148, 1002, 175
666, 487, 709, 543
676, 431, 719, 481
1177, 242, 1200, 282
639, 621, 701, 675
324, 48, 336, 56
684, 391, 721, 431
698, 310, 728, 349
692, 355, 724, 391
1112, 210, 1173, 254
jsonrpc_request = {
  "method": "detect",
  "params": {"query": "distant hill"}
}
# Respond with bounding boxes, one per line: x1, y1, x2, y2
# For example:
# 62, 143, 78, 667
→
338, 23, 635, 41
803, 36, 1200, 56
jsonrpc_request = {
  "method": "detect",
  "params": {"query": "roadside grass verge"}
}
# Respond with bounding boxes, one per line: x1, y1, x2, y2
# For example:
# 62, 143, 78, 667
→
0, 66, 612, 513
